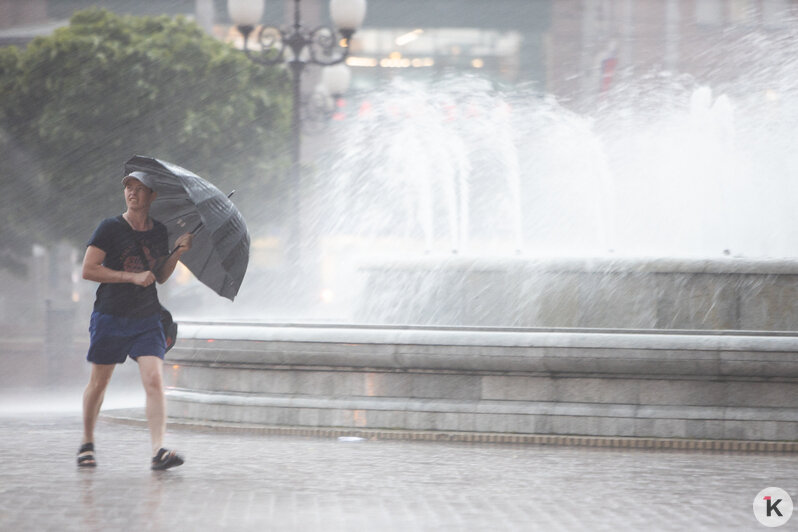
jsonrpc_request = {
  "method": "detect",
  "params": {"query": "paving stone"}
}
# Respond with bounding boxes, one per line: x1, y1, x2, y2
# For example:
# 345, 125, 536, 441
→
1, 388, 797, 531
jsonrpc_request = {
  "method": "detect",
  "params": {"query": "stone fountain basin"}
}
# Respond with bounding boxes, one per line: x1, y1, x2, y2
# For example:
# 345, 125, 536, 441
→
354, 256, 798, 330
164, 322, 798, 446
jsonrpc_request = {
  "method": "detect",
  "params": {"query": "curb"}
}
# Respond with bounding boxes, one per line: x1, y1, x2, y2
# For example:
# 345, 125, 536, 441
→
102, 409, 798, 453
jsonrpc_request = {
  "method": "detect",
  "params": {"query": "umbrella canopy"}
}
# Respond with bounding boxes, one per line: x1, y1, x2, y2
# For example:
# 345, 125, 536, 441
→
123, 155, 250, 301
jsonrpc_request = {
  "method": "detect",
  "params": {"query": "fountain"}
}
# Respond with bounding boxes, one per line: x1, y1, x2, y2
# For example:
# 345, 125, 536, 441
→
286, 76, 798, 331
161, 35, 798, 447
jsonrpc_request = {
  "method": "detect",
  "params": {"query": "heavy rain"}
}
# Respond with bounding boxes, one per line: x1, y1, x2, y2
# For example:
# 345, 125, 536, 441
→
3, 1, 798, 530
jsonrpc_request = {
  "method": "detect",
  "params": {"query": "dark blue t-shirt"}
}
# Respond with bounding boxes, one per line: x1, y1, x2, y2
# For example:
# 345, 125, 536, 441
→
87, 215, 169, 318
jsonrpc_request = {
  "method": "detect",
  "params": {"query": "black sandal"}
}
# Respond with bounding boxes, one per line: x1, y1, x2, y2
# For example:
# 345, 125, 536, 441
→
77, 442, 96, 468
151, 448, 184, 471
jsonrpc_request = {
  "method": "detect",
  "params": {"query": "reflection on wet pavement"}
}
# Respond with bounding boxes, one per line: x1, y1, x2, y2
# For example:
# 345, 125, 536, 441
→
1, 410, 795, 531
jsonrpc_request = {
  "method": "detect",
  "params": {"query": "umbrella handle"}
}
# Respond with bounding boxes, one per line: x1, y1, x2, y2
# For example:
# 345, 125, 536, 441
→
187, 221, 204, 235
155, 223, 201, 266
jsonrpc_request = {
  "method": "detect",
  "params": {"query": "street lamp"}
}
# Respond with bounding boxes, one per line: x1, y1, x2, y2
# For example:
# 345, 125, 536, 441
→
228, 0, 366, 267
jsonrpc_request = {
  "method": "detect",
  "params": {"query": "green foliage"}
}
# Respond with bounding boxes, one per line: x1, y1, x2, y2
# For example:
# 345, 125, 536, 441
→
0, 8, 291, 252
0, 127, 39, 276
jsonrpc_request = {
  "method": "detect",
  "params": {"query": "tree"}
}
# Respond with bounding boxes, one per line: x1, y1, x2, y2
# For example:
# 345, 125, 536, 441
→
0, 8, 291, 257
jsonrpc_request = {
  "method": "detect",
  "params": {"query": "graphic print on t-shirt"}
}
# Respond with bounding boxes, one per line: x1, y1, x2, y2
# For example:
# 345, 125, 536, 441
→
122, 241, 155, 273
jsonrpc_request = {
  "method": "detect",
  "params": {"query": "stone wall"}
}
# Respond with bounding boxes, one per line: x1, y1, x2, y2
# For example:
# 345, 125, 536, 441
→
165, 322, 798, 443
355, 257, 798, 330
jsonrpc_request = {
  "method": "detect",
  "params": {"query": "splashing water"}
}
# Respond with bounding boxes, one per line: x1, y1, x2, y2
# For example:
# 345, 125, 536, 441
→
313, 65, 798, 261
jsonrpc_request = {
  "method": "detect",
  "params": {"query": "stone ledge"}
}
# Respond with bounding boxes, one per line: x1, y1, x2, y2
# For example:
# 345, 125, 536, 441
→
355, 255, 798, 275
169, 324, 798, 378
174, 323, 798, 351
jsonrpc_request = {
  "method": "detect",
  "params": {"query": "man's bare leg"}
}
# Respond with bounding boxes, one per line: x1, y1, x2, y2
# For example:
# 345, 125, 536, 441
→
137, 355, 166, 455
82, 363, 116, 445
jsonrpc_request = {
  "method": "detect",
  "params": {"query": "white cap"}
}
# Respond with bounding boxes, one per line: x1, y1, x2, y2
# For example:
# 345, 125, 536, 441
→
121, 170, 156, 190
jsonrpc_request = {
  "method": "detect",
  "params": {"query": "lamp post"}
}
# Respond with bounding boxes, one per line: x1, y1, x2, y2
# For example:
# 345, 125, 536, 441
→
228, 0, 366, 269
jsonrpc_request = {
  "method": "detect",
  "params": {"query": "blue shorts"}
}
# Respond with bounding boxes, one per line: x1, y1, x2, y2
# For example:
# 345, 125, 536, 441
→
86, 311, 166, 365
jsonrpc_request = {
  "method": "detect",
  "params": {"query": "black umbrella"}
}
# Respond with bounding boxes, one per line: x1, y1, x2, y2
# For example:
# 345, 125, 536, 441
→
123, 155, 250, 301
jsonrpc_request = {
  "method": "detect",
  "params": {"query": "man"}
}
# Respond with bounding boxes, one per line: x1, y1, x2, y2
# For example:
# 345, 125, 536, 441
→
77, 171, 193, 470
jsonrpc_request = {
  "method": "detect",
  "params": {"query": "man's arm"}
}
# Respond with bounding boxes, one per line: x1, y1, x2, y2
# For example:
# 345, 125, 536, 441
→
155, 232, 194, 284
82, 245, 155, 287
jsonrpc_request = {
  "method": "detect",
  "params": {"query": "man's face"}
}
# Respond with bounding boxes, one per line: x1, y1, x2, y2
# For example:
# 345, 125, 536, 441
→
124, 178, 156, 210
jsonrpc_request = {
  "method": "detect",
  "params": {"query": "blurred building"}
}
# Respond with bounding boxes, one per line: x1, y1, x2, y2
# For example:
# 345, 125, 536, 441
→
547, 0, 798, 110
0, 1, 549, 83
3, 0, 798, 106
0, 0, 46, 29
0, 0, 58, 45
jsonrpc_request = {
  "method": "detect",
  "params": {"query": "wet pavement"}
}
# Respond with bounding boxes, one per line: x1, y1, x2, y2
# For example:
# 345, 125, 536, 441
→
1, 387, 796, 532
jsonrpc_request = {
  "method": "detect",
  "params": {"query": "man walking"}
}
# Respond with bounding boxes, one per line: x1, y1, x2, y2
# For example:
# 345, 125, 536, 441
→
77, 171, 193, 470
